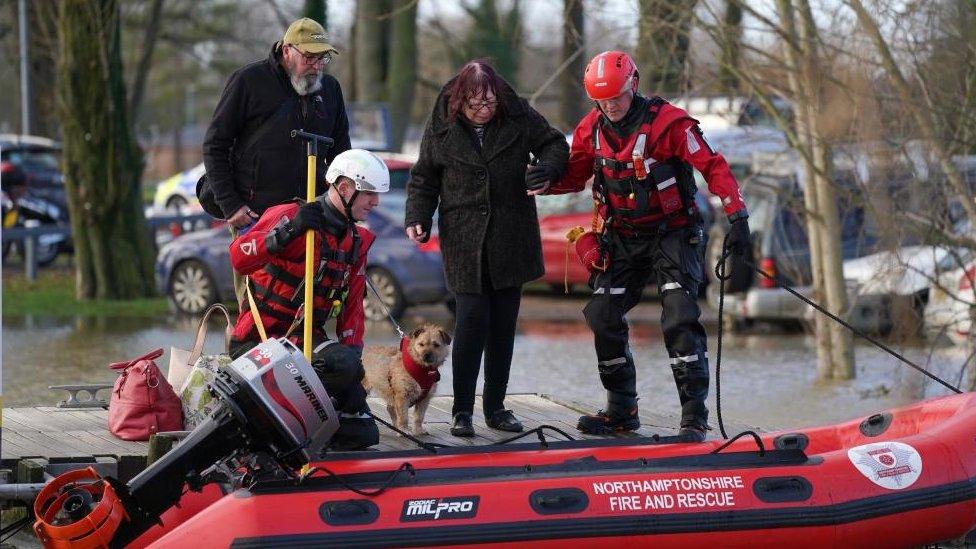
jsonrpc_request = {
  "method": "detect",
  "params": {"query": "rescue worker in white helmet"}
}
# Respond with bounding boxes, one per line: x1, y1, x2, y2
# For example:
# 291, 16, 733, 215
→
227, 148, 390, 450
539, 51, 751, 442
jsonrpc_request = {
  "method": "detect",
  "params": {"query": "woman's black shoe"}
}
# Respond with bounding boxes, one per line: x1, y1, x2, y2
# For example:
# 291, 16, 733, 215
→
451, 412, 475, 437
486, 409, 523, 433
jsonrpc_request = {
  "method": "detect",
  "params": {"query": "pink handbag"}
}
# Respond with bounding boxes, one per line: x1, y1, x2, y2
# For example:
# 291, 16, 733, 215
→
108, 348, 183, 440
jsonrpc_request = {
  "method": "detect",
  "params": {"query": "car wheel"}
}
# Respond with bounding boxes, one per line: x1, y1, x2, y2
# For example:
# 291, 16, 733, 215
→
34, 240, 61, 267
169, 260, 218, 314
364, 267, 405, 322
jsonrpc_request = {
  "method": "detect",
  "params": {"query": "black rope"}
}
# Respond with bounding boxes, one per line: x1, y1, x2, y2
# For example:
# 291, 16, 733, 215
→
298, 462, 416, 496
492, 425, 578, 447
367, 411, 451, 453
710, 430, 766, 456
713, 232, 733, 439
714, 239, 963, 395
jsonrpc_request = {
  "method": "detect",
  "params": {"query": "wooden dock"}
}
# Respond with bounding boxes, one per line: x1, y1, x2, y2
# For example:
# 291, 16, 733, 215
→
2, 394, 755, 481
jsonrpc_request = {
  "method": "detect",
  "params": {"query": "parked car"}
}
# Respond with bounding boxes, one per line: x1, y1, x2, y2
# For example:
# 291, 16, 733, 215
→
155, 208, 450, 320
0, 134, 72, 265
924, 250, 976, 346
153, 154, 415, 215
536, 185, 715, 293
706, 173, 882, 330
842, 245, 955, 335
152, 162, 206, 213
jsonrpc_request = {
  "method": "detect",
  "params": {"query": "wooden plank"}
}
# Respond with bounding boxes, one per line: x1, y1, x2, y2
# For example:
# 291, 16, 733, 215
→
5, 392, 745, 460
4, 407, 102, 432
81, 430, 148, 457
16, 429, 94, 458
2, 430, 58, 458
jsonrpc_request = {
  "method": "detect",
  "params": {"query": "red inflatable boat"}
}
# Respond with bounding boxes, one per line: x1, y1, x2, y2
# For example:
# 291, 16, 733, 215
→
32, 340, 976, 548
132, 392, 976, 548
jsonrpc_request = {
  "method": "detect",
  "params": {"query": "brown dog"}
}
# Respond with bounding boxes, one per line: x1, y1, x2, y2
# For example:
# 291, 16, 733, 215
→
362, 324, 452, 436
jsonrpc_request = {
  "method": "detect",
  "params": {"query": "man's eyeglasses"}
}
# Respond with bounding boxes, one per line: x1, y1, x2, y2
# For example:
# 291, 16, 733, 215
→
287, 44, 332, 66
466, 99, 498, 112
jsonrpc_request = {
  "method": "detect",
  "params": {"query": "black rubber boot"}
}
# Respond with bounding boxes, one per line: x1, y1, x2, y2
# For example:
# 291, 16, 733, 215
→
676, 400, 709, 443
577, 393, 640, 435
328, 411, 380, 450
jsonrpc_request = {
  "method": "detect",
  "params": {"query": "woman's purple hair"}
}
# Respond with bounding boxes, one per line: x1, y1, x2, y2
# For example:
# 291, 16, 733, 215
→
444, 59, 507, 121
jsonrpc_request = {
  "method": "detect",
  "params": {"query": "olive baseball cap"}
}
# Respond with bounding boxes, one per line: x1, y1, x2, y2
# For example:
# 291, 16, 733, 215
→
282, 18, 337, 55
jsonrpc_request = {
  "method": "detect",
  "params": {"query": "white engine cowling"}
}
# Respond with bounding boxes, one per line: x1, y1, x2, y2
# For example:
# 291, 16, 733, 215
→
227, 338, 339, 462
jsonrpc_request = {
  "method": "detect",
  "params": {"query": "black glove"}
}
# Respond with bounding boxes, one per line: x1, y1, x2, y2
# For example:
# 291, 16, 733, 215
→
265, 202, 334, 254
726, 217, 751, 258
525, 163, 557, 191
291, 202, 329, 233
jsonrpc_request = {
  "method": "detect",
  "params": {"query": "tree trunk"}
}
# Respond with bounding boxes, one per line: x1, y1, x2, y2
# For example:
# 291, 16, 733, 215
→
57, 0, 155, 300
636, 0, 698, 95
25, 0, 60, 137
798, 0, 853, 378
128, 0, 164, 127
718, 0, 743, 94
385, 0, 417, 151
776, 0, 854, 380
303, 0, 327, 30
559, 0, 585, 130
354, 0, 387, 103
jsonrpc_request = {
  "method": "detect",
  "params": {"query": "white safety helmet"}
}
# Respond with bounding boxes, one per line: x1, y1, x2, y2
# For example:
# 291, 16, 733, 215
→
325, 149, 390, 193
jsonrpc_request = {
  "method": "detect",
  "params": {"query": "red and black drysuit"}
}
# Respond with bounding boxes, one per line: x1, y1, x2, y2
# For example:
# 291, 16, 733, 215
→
228, 199, 378, 449
549, 94, 748, 431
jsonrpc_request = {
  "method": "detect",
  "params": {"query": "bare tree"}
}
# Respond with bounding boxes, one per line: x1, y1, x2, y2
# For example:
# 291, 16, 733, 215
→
385, 0, 418, 150
57, 0, 155, 299
354, 0, 388, 103
780, 0, 853, 379
128, 0, 164, 126
718, 0, 742, 94
559, 0, 586, 130
636, 0, 698, 95
304, 0, 327, 30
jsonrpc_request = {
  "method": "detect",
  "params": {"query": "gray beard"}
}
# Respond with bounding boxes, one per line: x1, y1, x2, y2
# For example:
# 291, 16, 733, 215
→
290, 72, 322, 96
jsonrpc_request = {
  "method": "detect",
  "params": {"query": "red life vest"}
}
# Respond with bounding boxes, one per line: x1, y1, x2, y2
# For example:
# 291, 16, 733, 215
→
592, 97, 699, 233
400, 337, 440, 406
245, 225, 374, 343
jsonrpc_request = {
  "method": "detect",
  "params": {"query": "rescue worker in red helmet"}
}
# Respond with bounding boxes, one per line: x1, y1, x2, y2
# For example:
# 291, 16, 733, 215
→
227, 148, 391, 450
539, 51, 751, 442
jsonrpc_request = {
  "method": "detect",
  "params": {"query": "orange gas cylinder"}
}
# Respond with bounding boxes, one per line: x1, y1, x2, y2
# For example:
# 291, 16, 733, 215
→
33, 467, 128, 549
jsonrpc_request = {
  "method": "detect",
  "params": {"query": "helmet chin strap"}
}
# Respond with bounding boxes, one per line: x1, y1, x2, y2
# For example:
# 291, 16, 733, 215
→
333, 182, 358, 222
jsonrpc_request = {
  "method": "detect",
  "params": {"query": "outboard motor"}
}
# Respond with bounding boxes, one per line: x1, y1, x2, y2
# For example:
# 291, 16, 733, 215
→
33, 338, 338, 548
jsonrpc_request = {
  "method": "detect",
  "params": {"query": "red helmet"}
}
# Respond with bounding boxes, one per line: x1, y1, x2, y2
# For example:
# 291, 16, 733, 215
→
583, 51, 638, 101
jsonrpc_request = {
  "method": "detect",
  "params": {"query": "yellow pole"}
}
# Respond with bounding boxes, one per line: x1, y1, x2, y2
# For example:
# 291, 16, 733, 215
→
303, 153, 316, 361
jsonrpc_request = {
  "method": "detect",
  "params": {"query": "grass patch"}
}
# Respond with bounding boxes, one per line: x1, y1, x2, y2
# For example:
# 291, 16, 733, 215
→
2, 267, 170, 316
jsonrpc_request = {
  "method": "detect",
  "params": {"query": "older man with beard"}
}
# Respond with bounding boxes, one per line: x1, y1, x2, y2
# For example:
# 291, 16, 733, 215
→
204, 17, 351, 229
203, 17, 351, 303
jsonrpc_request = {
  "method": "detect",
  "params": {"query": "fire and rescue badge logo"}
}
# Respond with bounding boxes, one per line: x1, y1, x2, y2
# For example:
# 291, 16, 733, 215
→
240, 239, 257, 256
847, 441, 922, 490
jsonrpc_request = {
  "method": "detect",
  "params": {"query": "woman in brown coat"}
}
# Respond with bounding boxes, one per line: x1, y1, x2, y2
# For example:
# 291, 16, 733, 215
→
405, 60, 568, 436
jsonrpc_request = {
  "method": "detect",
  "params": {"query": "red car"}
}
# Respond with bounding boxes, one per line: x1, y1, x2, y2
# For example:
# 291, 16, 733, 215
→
537, 190, 595, 292
537, 185, 715, 293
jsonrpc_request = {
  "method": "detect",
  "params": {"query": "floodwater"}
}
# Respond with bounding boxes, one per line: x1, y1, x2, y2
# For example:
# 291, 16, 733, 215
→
2, 294, 970, 432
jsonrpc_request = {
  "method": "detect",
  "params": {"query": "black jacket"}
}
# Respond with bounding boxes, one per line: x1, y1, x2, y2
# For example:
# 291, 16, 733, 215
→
405, 79, 569, 294
203, 44, 351, 217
